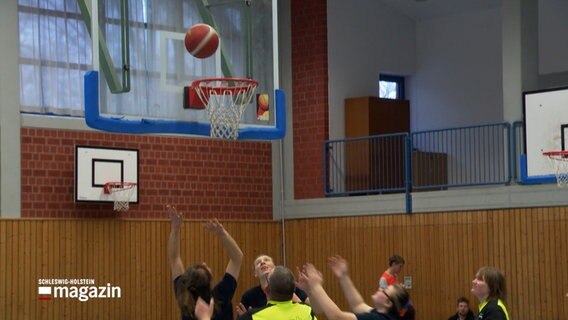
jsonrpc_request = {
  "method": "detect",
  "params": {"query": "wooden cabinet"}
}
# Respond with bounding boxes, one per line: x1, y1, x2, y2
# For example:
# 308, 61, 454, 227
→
345, 97, 410, 137
412, 151, 448, 189
344, 97, 410, 192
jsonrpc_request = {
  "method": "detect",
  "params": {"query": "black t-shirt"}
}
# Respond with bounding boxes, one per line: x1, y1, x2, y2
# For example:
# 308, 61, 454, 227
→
355, 309, 393, 320
240, 285, 308, 309
477, 299, 508, 320
174, 273, 237, 320
448, 310, 476, 320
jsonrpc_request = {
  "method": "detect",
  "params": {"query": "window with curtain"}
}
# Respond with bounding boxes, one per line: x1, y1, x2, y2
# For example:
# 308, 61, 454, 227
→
19, 0, 91, 116
18, 0, 246, 118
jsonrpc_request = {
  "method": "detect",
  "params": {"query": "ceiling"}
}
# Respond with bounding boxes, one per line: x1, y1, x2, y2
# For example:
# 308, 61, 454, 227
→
377, 0, 503, 21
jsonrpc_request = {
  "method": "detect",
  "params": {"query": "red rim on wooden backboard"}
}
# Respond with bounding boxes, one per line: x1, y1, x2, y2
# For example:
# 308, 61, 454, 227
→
103, 182, 137, 211
542, 151, 568, 188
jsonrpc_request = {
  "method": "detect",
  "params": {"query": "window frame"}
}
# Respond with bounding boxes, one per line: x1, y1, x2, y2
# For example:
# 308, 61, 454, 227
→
379, 74, 405, 100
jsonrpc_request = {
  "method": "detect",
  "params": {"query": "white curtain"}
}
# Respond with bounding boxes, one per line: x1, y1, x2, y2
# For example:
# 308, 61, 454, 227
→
19, 0, 91, 116
18, 0, 248, 119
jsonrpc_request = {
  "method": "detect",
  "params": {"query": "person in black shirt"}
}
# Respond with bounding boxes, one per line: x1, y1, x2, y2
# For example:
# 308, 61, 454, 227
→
236, 254, 309, 316
448, 296, 475, 320
297, 255, 415, 320
167, 205, 244, 320
471, 266, 510, 320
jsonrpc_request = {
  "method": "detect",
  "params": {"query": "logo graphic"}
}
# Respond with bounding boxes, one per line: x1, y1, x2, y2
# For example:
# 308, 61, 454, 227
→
37, 278, 121, 302
38, 286, 52, 301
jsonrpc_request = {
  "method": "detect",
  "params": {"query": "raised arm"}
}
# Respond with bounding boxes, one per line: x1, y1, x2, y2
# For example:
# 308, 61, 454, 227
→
167, 205, 185, 280
328, 255, 371, 313
297, 263, 360, 320
204, 219, 244, 279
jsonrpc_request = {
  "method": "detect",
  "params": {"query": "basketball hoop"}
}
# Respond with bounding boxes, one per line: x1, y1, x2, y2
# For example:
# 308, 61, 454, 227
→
543, 151, 568, 187
190, 78, 258, 140
103, 182, 137, 211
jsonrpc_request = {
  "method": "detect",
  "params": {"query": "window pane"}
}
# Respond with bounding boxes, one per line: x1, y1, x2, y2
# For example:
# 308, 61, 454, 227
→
379, 80, 398, 99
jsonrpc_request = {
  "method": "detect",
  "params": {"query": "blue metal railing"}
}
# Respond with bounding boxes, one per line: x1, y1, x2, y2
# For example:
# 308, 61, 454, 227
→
411, 122, 511, 189
324, 133, 409, 196
511, 120, 524, 182
325, 122, 512, 198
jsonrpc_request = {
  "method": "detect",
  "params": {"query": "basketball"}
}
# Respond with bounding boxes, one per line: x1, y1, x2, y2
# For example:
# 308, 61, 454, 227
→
184, 24, 219, 59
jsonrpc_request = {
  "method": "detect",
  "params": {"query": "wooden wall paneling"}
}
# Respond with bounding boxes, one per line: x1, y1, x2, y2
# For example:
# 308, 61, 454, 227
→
550, 208, 562, 318
38, 221, 48, 317
495, 210, 507, 304
32, 220, 40, 319
535, 208, 548, 319
440, 212, 449, 306
21, 221, 30, 318
540, 209, 555, 318
508, 210, 529, 320
14, 221, 21, 318
106, 220, 116, 319
517, 209, 540, 317
556, 207, 568, 317
456, 212, 474, 313
12, 221, 20, 319
530, 208, 541, 320
544, 209, 554, 318
148, 221, 157, 320
1, 210, 568, 320
0, 220, 7, 319
7, 221, 15, 319
413, 213, 427, 317
133, 220, 142, 318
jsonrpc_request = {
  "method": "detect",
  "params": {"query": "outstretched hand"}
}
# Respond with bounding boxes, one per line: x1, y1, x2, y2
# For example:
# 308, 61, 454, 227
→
235, 302, 250, 316
203, 218, 226, 237
328, 255, 348, 278
194, 297, 215, 320
296, 263, 324, 292
167, 205, 183, 229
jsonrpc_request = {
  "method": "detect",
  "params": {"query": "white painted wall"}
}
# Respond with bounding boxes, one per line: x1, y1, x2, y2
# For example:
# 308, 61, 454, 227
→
327, 0, 415, 139
410, 8, 503, 131
0, 0, 22, 217
539, 0, 568, 74
327, 0, 568, 135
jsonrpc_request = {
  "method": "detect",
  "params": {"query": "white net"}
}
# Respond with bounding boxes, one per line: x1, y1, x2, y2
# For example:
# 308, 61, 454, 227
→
193, 78, 258, 140
107, 183, 137, 211
545, 153, 568, 188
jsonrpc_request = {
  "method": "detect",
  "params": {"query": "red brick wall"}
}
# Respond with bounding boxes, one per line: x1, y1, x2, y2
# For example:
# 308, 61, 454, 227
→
291, 0, 329, 199
20, 128, 273, 220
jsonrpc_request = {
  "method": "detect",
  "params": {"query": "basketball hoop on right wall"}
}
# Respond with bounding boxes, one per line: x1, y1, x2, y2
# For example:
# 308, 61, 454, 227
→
543, 151, 568, 187
186, 78, 258, 140
104, 182, 137, 211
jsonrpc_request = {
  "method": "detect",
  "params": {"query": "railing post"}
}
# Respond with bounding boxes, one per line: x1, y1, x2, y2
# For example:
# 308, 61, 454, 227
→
506, 122, 512, 185
405, 134, 412, 214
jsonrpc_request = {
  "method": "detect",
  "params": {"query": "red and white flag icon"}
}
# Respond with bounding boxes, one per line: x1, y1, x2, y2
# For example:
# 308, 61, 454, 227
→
38, 286, 52, 301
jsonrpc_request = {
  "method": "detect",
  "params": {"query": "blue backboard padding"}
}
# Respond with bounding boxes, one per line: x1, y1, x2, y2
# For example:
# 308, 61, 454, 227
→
84, 71, 286, 140
519, 153, 556, 184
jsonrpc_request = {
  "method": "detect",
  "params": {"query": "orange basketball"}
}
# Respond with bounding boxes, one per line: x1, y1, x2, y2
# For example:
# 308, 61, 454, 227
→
184, 24, 219, 59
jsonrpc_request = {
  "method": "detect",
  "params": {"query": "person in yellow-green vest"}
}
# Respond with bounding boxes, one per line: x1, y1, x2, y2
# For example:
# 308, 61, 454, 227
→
471, 266, 510, 320
238, 266, 316, 320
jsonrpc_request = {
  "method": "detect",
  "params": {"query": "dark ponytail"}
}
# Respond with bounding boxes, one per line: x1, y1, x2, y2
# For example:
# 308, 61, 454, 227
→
388, 284, 415, 320
174, 272, 196, 318
174, 264, 216, 319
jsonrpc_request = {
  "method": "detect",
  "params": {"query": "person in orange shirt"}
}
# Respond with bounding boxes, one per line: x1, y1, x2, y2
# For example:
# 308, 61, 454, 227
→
378, 255, 405, 289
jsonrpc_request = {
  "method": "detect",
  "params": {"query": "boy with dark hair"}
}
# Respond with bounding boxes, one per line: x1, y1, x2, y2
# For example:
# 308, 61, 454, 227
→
379, 255, 405, 289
